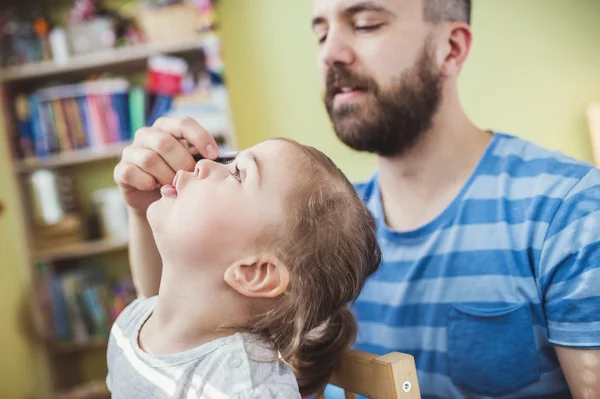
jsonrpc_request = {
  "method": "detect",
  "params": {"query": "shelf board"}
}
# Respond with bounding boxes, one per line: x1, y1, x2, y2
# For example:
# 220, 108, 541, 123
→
15, 141, 129, 173
49, 337, 108, 355
36, 238, 128, 262
55, 380, 109, 399
0, 37, 206, 83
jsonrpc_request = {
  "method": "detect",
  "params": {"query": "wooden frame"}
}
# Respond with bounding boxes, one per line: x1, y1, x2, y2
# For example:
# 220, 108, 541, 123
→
319, 350, 421, 399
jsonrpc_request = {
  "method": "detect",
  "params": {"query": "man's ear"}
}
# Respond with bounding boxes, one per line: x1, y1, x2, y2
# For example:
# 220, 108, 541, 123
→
224, 255, 289, 298
438, 22, 472, 78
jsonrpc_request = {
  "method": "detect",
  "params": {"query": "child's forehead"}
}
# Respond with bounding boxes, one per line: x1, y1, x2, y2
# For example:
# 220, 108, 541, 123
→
249, 139, 304, 165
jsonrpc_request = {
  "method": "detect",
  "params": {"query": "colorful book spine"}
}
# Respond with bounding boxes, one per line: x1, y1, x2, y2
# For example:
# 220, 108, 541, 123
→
41, 263, 136, 344
19, 79, 159, 158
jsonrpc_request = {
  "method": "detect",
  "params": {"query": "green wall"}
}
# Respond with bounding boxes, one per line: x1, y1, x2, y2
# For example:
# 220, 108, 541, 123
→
1, 1, 599, 397
0, 108, 46, 398
461, 0, 600, 164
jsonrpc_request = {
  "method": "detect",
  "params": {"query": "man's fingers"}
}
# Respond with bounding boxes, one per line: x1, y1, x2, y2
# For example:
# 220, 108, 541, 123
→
152, 116, 219, 159
133, 128, 196, 174
114, 162, 158, 192
121, 145, 177, 186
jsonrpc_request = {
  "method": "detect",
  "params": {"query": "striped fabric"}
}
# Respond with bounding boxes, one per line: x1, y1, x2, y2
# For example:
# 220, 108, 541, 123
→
333, 133, 600, 398
106, 297, 300, 398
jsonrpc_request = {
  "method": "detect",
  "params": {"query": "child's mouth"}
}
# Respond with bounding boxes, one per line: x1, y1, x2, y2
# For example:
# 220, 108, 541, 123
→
160, 184, 177, 198
161, 171, 180, 198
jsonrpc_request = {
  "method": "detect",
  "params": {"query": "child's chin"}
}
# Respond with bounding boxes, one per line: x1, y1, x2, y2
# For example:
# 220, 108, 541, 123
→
146, 200, 166, 229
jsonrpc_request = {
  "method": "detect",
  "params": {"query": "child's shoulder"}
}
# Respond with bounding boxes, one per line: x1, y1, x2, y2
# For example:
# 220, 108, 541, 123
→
112, 296, 157, 336
205, 333, 301, 398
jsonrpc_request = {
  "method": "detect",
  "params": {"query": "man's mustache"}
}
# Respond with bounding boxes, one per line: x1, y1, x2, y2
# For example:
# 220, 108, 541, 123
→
325, 66, 377, 99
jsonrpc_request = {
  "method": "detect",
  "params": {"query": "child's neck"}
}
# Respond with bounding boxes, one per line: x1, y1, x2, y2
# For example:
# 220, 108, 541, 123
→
138, 262, 247, 355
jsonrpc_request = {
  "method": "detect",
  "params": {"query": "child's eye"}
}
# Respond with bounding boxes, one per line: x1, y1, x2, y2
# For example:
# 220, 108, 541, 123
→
232, 164, 242, 182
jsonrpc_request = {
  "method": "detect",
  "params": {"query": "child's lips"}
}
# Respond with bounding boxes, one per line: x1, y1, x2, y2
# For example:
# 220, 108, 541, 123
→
162, 170, 184, 198
160, 184, 177, 198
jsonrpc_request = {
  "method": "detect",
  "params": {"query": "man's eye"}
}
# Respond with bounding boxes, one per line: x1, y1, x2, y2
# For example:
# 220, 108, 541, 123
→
356, 23, 383, 32
315, 30, 327, 45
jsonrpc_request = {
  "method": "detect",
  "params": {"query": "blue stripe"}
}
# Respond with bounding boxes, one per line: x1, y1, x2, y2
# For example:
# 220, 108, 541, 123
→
456, 197, 560, 225
477, 153, 590, 179
381, 221, 548, 260
468, 173, 580, 200
541, 210, 600, 276
371, 249, 540, 281
357, 322, 448, 351
414, 370, 569, 399
545, 267, 600, 301
491, 133, 584, 165
546, 296, 600, 323
504, 391, 571, 399
548, 320, 600, 348
539, 242, 600, 286
353, 302, 548, 328
357, 321, 552, 356
565, 168, 600, 199
545, 190, 600, 239
358, 276, 540, 306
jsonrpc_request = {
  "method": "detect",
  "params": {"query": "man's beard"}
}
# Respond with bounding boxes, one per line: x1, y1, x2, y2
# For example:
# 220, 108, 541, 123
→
324, 42, 442, 157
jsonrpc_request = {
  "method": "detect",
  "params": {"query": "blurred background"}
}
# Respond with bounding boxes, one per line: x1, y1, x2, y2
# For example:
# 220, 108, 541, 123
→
0, 0, 599, 398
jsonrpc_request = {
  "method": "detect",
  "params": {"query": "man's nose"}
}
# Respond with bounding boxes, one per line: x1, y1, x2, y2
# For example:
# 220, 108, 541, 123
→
320, 29, 355, 67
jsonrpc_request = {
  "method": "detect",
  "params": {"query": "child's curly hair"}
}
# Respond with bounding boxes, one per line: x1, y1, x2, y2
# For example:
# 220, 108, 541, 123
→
247, 138, 382, 397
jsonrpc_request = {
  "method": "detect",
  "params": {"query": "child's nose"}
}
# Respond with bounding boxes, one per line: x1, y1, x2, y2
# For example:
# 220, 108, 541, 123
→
193, 159, 226, 180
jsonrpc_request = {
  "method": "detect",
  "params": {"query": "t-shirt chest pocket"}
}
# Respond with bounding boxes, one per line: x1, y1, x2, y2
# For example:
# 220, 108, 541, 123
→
447, 303, 541, 396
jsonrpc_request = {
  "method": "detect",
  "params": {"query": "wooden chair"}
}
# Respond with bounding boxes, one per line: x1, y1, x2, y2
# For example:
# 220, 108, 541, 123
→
317, 350, 421, 399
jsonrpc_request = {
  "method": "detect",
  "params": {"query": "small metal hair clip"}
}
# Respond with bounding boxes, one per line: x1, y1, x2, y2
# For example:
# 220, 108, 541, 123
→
192, 150, 238, 164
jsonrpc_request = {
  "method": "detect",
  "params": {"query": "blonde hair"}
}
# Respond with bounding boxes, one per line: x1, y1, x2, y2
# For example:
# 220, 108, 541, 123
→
247, 138, 381, 397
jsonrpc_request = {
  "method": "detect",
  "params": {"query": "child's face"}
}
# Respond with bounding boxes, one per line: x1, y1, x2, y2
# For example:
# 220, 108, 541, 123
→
147, 139, 300, 268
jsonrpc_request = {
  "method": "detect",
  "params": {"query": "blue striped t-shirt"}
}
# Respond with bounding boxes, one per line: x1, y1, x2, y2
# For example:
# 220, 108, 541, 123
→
330, 132, 600, 399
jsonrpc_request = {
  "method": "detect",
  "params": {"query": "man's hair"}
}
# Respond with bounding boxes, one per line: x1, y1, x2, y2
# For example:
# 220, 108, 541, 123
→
424, 0, 472, 25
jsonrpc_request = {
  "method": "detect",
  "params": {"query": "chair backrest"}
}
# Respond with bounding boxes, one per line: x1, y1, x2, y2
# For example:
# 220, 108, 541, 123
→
317, 350, 421, 399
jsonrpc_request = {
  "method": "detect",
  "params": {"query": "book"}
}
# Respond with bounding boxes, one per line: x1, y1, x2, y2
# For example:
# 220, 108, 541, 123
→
39, 263, 136, 344
17, 78, 155, 159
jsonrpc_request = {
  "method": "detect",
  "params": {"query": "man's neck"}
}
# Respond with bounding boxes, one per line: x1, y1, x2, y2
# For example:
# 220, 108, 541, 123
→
139, 264, 245, 355
377, 99, 491, 231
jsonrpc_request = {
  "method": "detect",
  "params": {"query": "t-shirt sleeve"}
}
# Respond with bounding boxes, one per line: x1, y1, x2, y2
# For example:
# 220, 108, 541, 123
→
539, 168, 600, 348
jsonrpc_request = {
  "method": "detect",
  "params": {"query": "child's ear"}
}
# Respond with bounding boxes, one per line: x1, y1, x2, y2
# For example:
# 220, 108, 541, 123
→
224, 255, 289, 298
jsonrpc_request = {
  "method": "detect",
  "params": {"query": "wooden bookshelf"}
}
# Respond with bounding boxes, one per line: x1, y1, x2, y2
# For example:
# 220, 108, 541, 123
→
0, 37, 206, 83
55, 380, 110, 399
0, 10, 235, 397
36, 238, 129, 262
15, 141, 130, 173
50, 337, 108, 355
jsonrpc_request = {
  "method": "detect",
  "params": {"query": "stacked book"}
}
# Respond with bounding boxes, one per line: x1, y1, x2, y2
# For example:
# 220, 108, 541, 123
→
36, 262, 136, 344
15, 78, 146, 158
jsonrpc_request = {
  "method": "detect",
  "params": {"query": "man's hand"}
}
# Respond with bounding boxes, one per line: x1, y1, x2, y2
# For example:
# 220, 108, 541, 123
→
114, 116, 219, 298
114, 116, 220, 215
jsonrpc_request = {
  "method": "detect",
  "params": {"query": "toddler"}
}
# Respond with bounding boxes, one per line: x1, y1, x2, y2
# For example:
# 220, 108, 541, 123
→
106, 137, 381, 398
